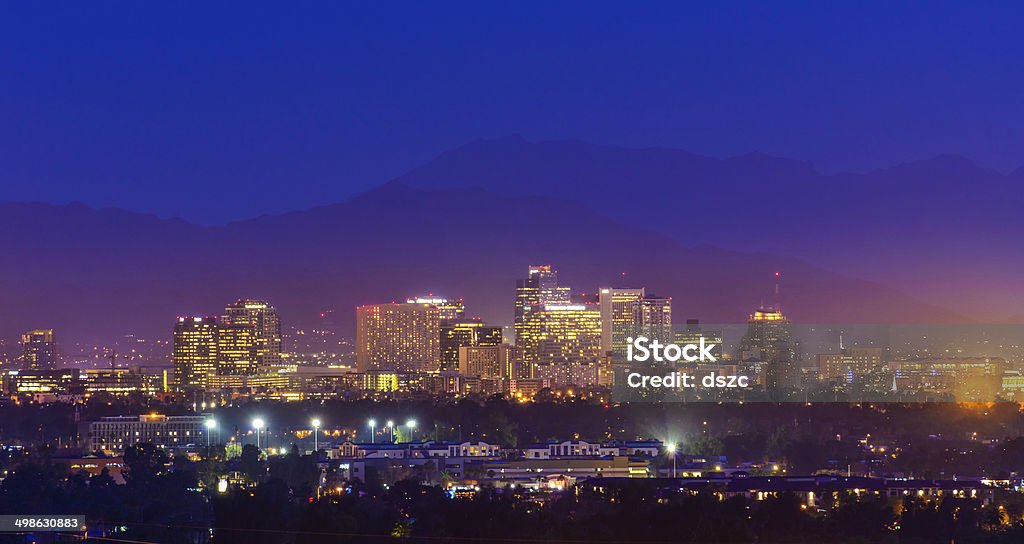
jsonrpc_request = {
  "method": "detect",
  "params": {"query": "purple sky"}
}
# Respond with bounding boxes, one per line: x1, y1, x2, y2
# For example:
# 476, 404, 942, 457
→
2, 2, 1023, 223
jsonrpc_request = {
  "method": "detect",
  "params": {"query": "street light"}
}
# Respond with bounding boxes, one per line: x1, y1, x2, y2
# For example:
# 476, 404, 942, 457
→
253, 418, 265, 449
406, 419, 417, 442
204, 419, 217, 447
386, 420, 395, 443
311, 418, 321, 452
368, 419, 376, 444
666, 443, 677, 478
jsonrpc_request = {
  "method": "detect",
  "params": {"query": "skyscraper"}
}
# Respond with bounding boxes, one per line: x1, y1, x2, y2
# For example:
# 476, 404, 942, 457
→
524, 304, 602, 387
21, 329, 56, 370
173, 317, 219, 391
440, 319, 502, 372
223, 300, 282, 367
356, 302, 441, 373
674, 319, 724, 361
638, 295, 672, 343
514, 265, 570, 379
216, 323, 259, 375
406, 297, 465, 322
599, 288, 645, 357
599, 288, 672, 362
739, 308, 799, 390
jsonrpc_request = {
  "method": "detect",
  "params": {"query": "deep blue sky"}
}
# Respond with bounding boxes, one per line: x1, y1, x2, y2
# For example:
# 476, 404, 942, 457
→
2, 2, 1022, 224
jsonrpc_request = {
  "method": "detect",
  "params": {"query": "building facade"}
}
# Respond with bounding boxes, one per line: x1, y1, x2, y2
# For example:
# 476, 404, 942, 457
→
87, 414, 208, 454
356, 302, 441, 373
21, 329, 56, 370
172, 316, 219, 391
223, 300, 282, 367
441, 320, 502, 372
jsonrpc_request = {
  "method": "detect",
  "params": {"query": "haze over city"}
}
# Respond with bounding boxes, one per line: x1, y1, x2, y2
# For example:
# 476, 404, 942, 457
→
2, 3, 1024, 543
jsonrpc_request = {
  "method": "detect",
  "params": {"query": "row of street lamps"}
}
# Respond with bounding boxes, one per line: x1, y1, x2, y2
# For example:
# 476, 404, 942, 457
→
367, 419, 416, 443
201, 417, 418, 451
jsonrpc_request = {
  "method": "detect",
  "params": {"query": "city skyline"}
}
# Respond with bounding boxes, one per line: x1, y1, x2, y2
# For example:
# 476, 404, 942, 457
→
2, 5, 1023, 542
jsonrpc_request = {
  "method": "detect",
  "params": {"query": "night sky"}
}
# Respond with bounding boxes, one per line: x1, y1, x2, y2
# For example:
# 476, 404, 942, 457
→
2, 2, 1022, 224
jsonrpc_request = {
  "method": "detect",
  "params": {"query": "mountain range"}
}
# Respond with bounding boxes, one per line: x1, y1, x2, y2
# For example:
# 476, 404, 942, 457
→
4, 135, 1020, 346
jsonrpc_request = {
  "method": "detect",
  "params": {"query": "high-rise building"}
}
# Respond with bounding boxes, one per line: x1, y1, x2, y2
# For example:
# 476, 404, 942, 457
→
739, 308, 799, 390
440, 320, 502, 372
216, 323, 259, 376
459, 344, 512, 380
523, 304, 602, 387
173, 317, 219, 391
356, 302, 441, 373
21, 329, 56, 370
599, 289, 673, 358
674, 319, 724, 362
599, 288, 645, 357
407, 297, 465, 322
223, 300, 282, 367
638, 295, 672, 343
514, 266, 570, 379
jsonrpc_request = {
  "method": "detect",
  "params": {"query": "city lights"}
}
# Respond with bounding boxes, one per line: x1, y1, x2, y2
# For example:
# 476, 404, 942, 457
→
204, 419, 216, 447
253, 418, 265, 449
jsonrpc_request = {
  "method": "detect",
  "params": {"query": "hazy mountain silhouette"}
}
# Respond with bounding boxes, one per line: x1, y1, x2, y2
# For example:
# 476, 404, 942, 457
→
0, 183, 963, 348
398, 136, 1024, 319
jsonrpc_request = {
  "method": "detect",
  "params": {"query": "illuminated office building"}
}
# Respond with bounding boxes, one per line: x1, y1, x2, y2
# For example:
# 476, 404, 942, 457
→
638, 295, 672, 343
440, 319, 502, 371
173, 317, 219, 391
523, 304, 602, 387
514, 265, 571, 379
599, 289, 672, 360
739, 308, 799, 390
599, 288, 644, 358
459, 344, 511, 380
223, 299, 282, 366
1, 368, 79, 395
356, 302, 441, 373
21, 329, 56, 370
81, 368, 150, 396
407, 297, 465, 322
674, 320, 724, 362
817, 347, 883, 384
892, 357, 1006, 401
87, 414, 208, 454
216, 323, 259, 375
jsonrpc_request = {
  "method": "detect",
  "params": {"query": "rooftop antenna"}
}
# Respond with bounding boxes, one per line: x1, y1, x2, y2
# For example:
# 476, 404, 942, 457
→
774, 272, 781, 312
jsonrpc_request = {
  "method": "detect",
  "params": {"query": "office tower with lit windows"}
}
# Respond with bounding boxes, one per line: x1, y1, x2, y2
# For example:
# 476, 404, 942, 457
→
223, 299, 282, 367
407, 297, 465, 322
523, 304, 602, 387
599, 288, 672, 361
356, 302, 441, 373
513, 265, 571, 378
599, 288, 645, 358
674, 319, 724, 361
459, 344, 512, 380
638, 295, 672, 343
818, 347, 883, 384
440, 319, 502, 372
21, 329, 56, 370
739, 308, 799, 390
173, 317, 219, 391
216, 323, 259, 375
